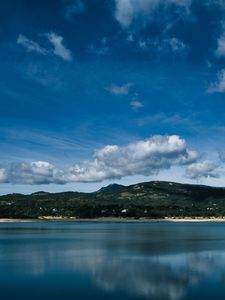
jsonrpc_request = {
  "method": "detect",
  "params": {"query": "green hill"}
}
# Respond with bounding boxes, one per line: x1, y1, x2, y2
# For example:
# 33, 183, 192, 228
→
1, 181, 225, 219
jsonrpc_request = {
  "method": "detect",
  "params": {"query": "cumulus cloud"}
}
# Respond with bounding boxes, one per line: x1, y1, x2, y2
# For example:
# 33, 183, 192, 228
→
106, 83, 132, 95
69, 135, 200, 182
17, 34, 48, 55
185, 161, 218, 179
207, 69, 225, 93
0, 136, 202, 185
114, 0, 192, 28
130, 100, 143, 111
47, 32, 72, 61
2, 161, 67, 185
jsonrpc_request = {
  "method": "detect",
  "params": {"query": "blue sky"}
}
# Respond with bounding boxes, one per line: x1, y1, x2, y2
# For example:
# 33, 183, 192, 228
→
2, 0, 225, 194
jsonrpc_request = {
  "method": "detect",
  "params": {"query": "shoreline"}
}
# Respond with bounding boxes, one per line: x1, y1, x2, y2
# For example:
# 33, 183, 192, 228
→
1, 217, 225, 223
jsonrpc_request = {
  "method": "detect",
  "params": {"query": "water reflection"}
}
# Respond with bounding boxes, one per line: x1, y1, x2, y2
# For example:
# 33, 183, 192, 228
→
59, 250, 225, 300
1, 222, 225, 300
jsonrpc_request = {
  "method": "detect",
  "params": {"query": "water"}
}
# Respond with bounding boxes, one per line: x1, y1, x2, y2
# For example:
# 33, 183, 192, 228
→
1, 222, 225, 300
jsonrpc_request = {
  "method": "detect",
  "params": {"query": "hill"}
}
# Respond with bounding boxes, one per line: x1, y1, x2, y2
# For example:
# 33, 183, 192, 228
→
1, 181, 225, 219
96, 183, 125, 193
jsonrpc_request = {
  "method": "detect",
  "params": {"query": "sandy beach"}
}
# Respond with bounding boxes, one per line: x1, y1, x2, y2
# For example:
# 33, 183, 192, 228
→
1, 217, 225, 223
0, 218, 36, 223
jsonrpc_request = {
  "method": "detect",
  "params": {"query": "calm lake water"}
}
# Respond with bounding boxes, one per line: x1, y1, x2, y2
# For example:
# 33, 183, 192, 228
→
1, 222, 225, 300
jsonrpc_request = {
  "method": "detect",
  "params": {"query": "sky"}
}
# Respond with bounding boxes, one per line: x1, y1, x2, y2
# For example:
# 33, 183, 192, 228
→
2, 0, 225, 194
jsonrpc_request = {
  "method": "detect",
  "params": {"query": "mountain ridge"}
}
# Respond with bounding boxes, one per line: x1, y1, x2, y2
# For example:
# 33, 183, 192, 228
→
1, 180, 225, 219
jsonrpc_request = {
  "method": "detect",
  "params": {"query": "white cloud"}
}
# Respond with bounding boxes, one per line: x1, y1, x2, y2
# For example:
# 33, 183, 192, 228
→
47, 32, 72, 61
17, 34, 48, 55
215, 32, 225, 57
176, 150, 200, 165
0, 136, 204, 185
185, 160, 218, 179
4, 161, 67, 185
215, 20, 225, 57
17, 32, 73, 62
69, 135, 200, 182
207, 69, 225, 93
0, 168, 8, 183
114, 0, 192, 28
130, 100, 143, 111
106, 83, 132, 95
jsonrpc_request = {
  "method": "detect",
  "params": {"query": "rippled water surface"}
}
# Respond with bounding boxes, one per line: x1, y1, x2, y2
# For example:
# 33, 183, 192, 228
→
1, 221, 225, 300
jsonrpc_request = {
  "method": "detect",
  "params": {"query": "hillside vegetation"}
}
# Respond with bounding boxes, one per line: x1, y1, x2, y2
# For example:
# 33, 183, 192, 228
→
1, 181, 225, 219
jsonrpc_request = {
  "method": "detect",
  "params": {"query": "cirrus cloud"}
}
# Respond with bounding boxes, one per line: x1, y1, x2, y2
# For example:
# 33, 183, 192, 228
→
17, 32, 72, 61
17, 34, 48, 55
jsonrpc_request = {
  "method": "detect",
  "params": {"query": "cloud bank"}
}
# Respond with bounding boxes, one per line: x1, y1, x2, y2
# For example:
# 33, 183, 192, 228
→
69, 135, 199, 182
0, 135, 201, 185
